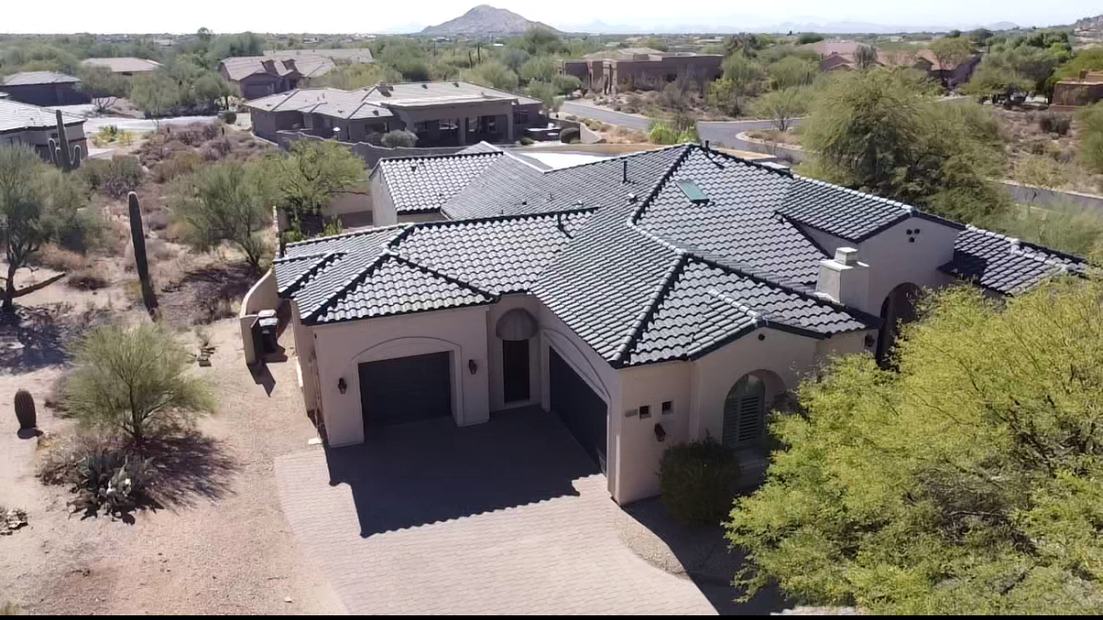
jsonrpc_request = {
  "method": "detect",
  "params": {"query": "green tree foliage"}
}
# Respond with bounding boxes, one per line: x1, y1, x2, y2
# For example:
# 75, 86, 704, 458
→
516, 27, 563, 56
64, 324, 215, 450
460, 60, 519, 92
519, 56, 556, 83
374, 40, 431, 81
727, 277, 1103, 614
1, 44, 80, 74
721, 53, 766, 96
262, 140, 365, 218
752, 87, 811, 131
803, 68, 1007, 223
129, 72, 179, 117
768, 56, 818, 90
961, 61, 1033, 101
854, 44, 878, 70
77, 65, 129, 113
205, 32, 264, 64
525, 80, 562, 113
1055, 47, 1103, 80
1079, 103, 1103, 174
381, 130, 417, 148
314, 62, 401, 90
639, 37, 669, 52
797, 33, 824, 45
648, 119, 698, 145
929, 36, 975, 85
499, 48, 531, 73
0, 146, 88, 312
551, 73, 582, 95
993, 203, 1103, 257
169, 161, 274, 273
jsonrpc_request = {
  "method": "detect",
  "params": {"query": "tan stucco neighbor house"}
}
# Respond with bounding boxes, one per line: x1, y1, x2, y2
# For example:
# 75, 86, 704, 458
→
269, 144, 1088, 505
560, 48, 723, 95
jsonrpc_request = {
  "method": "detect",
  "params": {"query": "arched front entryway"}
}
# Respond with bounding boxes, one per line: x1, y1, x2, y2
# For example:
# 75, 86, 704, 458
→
876, 283, 922, 367
496, 308, 538, 404
721, 370, 786, 449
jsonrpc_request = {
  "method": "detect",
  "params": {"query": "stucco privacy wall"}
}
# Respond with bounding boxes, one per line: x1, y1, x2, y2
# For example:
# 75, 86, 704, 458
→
312, 305, 490, 446
290, 302, 320, 415
368, 169, 395, 226
239, 268, 279, 366
487, 295, 544, 412
618, 361, 691, 504
537, 306, 624, 501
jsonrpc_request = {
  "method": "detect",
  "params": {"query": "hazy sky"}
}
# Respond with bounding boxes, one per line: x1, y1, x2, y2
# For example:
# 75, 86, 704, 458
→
0, 1, 1096, 34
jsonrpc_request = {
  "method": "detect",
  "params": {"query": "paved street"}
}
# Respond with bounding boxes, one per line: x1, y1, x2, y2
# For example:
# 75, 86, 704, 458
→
275, 408, 721, 615
560, 101, 652, 131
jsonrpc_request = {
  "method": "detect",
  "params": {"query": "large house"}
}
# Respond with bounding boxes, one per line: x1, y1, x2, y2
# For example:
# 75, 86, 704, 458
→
246, 81, 547, 147
0, 71, 87, 106
81, 57, 162, 76
1052, 70, 1103, 111
265, 144, 1087, 505
806, 41, 981, 88
0, 99, 86, 158
220, 49, 375, 100
559, 48, 723, 95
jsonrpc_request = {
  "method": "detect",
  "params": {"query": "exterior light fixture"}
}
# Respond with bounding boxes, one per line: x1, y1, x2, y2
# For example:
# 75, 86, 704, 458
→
654, 423, 667, 443
468, 359, 478, 375
337, 378, 347, 394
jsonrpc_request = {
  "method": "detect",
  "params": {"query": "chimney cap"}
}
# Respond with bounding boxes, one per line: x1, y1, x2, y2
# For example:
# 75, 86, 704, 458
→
834, 247, 860, 266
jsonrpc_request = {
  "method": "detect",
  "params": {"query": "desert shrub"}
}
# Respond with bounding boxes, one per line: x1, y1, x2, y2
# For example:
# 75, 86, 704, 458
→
199, 137, 233, 161
559, 127, 580, 143
33, 244, 88, 272
152, 152, 204, 184
69, 447, 153, 517
219, 110, 237, 124
100, 156, 144, 198
144, 210, 169, 231
75, 158, 109, 191
67, 267, 110, 290
36, 432, 114, 485
146, 238, 177, 261
56, 208, 109, 254
381, 130, 418, 148
658, 437, 741, 525
1038, 113, 1071, 136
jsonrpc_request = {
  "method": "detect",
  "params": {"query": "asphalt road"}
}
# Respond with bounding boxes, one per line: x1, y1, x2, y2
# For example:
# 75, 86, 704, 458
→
558, 101, 802, 154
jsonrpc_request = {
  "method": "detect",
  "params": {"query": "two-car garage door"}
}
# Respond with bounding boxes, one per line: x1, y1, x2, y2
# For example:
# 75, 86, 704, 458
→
359, 352, 452, 429
549, 349, 608, 472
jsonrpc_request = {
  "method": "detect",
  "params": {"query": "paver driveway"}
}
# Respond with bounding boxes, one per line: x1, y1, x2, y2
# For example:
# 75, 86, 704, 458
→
275, 407, 718, 615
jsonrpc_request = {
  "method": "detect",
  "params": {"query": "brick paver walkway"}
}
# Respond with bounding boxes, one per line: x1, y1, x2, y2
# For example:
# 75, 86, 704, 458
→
275, 408, 717, 615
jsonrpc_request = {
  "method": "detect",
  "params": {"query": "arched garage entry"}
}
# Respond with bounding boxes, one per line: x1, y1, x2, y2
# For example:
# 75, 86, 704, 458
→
875, 283, 922, 366
542, 329, 611, 474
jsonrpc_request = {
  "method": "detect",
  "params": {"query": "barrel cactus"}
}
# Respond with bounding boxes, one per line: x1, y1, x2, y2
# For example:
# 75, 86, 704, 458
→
14, 389, 36, 430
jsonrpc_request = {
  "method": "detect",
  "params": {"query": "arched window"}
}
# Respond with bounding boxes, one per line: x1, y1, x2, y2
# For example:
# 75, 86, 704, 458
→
722, 374, 766, 448
876, 283, 922, 367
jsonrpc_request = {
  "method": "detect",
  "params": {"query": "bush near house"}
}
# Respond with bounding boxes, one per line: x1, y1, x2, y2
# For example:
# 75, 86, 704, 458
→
658, 437, 741, 526
381, 130, 418, 148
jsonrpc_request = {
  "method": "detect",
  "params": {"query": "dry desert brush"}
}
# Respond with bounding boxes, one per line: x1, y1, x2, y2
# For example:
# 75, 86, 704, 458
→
63, 323, 215, 450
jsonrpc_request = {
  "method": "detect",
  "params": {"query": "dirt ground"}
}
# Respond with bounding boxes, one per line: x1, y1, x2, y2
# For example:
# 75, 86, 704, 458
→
0, 280, 343, 614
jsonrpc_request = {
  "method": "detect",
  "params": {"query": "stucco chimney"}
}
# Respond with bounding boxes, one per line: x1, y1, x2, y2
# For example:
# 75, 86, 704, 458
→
816, 247, 869, 309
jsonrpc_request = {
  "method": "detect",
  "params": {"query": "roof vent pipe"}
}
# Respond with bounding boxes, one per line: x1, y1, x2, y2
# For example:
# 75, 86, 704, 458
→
622, 159, 628, 184
705, 140, 710, 150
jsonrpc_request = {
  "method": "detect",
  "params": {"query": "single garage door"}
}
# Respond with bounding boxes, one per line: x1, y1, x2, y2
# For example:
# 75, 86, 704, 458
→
549, 348, 607, 472
359, 352, 452, 429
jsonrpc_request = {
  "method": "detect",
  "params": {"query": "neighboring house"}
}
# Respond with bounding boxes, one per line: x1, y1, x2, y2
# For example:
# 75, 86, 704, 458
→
221, 49, 375, 100
0, 99, 86, 159
805, 41, 981, 88
245, 81, 547, 146
0, 71, 88, 106
263, 48, 374, 65
81, 57, 162, 76
560, 48, 723, 95
269, 143, 1088, 505
1052, 71, 1103, 111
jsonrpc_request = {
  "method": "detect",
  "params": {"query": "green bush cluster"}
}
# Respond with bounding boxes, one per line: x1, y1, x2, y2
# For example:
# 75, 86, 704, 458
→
658, 437, 741, 526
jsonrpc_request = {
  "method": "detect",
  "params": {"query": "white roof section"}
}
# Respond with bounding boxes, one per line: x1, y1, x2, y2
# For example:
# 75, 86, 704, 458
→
2, 71, 79, 86
362, 81, 540, 107
0, 99, 84, 133
81, 57, 162, 73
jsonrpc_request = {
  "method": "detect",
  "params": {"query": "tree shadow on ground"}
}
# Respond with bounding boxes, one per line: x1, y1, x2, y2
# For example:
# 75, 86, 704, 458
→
0, 304, 114, 372
141, 433, 239, 509
619, 497, 789, 615
158, 263, 257, 327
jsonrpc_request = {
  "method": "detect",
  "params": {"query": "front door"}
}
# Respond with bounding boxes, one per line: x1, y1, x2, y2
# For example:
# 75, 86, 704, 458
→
502, 339, 530, 403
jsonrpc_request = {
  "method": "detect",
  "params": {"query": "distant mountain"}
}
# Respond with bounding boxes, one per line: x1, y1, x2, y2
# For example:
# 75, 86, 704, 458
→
420, 5, 559, 36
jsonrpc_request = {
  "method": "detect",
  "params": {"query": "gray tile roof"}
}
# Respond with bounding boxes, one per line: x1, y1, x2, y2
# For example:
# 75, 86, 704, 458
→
377, 151, 503, 214
362, 81, 541, 107
244, 88, 393, 121
288, 143, 1083, 365
2, 71, 79, 86
0, 99, 84, 133
940, 226, 1090, 295
263, 48, 374, 64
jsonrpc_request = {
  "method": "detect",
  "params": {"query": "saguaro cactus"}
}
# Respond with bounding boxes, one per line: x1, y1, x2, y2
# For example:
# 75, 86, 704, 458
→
14, 389, 36, 430
51, 110, 82, 171
128, 192, 158, 313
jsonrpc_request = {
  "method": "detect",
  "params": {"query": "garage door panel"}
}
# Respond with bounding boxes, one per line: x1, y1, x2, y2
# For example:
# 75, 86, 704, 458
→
549, 349, 607, 471
360, 352, 451, 429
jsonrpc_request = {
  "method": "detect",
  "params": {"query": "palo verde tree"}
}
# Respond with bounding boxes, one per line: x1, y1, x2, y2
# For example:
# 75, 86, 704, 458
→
263, 140, 366, 219
170, 161, 274, 274
63, 324, 215, 451
0, 146, 87, 312
728, 274, 1103, 614
77, 65, 129, 114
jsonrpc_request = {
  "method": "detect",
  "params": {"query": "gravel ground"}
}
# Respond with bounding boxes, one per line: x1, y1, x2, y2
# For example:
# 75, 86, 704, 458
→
0, 313, 343, 615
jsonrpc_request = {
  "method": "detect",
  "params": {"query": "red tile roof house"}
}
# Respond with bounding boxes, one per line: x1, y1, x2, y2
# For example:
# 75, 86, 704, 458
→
805, 41, 982, 88
253, 144, 1087, 505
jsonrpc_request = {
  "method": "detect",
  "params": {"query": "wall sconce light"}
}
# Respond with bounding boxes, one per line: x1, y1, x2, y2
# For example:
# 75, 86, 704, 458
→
468, 359, 478, 375
337, 378, 347, 394
654, 423, 667, 443
864, 334, 876, 349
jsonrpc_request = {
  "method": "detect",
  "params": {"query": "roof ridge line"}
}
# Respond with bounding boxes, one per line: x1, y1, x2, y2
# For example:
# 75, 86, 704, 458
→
389, 254, 497, 300
701, 145, 794, 178
966, 224, 1087, 266
302, 250, 393, 323
629, 144, 695, 225
406, 206, 598, 231
614, 253, 689, 366
279, 252, 343, 296
706, 288, 766, 325
283, 223, 409, 251
377, 150, 504, 164
546, 143, 686, 178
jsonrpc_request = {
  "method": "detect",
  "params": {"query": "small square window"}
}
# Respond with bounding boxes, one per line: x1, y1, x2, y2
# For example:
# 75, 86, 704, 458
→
639, 405, 652, 419
662, 401, 673, 415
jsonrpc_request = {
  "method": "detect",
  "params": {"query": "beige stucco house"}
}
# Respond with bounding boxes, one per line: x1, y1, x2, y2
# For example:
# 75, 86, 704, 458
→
264, 144, 1087, 506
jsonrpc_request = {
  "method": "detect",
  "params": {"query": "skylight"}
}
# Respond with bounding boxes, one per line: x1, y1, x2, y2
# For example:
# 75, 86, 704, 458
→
677, 180, 708, 204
